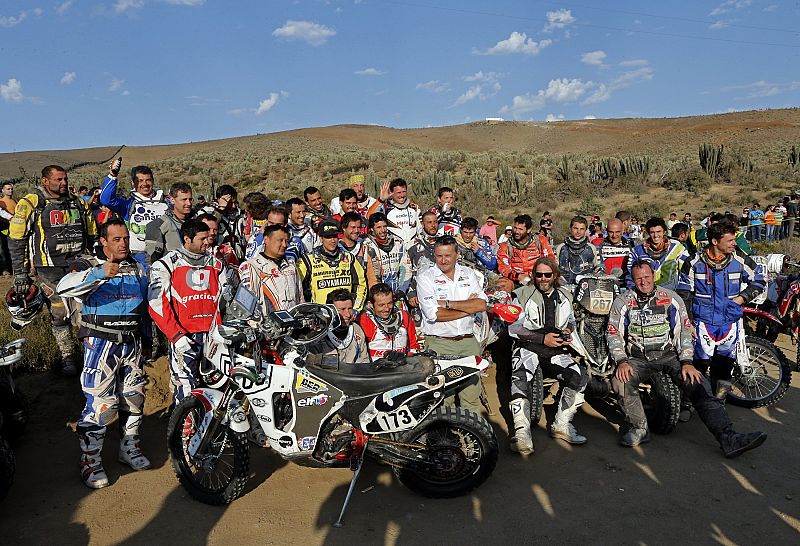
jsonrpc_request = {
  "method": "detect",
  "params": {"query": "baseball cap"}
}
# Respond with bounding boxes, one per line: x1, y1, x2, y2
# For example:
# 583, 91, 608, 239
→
318, 220, 341, 238
504, 225, 512, 231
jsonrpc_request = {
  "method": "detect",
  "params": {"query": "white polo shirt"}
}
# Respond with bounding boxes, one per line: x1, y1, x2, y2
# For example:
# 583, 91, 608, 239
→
416, 263, 487, 337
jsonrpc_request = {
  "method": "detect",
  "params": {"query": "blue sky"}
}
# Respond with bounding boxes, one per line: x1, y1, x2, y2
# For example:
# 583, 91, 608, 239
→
1, 0, 799, 152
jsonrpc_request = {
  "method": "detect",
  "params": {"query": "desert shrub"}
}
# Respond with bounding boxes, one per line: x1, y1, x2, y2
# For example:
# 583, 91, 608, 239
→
662, 165, 711, 193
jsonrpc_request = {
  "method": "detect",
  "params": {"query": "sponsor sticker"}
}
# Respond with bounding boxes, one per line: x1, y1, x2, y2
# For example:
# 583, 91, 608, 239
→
298, 393, 330, 407
299, 436, 317, 451
295, 371, 328, 394
446, 367, 464, 379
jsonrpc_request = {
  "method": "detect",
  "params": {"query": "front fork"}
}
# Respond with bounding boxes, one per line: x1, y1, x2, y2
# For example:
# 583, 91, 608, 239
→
188, 385, 245, 458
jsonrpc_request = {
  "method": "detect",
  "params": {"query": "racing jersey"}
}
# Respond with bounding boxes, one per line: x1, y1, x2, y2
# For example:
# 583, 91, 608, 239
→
285, 221, 315, 262
358, 307, 420, 358
384, 199, 421, 250
497, 234, 554, 282
305, 204, 332, 229
607, 287, 694, 364
144, 210, 190, 266
555, 237, 604, 285
297, 247, 367, 310
57, 256, 149, 342
339, 239, 370, 271
428, 204, 462, 235
9, 188, 97, 274
363, 235, 412, 293
627, 240, 689, 291
408, 232, 438, 272
99, 175, 169, 254
601, 239, 630, 278
148, 247, 225, 343
677, 249, 764, 326
239, 252, 303, 315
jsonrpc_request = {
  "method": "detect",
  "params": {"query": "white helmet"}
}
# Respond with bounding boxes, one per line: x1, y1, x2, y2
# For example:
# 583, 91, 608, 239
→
5, 285, 46, 331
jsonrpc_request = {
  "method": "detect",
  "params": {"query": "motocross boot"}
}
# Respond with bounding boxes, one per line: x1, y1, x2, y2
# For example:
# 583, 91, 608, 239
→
550, 389, 587, 445
719, 429, 767, 459
714, 379, 733, 402
508, 398, 534, 455
78, 425, 109, 489
119, 436, 151, 471
619, 424, 651, 447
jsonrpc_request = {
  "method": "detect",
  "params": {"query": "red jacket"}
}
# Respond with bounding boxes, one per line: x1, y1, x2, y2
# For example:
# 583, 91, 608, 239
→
148, 248, 225, 343
497, 234, 554, 281
358, 308, 420, 359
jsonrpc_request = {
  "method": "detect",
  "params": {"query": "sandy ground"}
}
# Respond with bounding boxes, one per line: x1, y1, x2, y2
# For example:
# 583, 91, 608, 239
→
1, 337, 799, 546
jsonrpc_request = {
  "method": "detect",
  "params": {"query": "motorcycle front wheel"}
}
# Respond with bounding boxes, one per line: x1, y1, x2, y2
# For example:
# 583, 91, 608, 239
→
393, 407, 498, 498
641, 371, 681, 434
167, 396, 250, 505
728, 336, 792, 408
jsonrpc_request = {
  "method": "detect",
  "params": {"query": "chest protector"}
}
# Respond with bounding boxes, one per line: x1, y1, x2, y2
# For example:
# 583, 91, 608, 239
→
128, 190, 169, 252
30, 189, 87, 267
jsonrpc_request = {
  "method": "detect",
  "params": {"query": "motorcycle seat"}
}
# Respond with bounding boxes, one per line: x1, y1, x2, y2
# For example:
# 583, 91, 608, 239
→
306, 355, 435, 397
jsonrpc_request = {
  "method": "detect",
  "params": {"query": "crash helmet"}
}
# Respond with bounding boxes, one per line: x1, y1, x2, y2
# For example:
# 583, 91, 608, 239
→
5, 285, 46, 331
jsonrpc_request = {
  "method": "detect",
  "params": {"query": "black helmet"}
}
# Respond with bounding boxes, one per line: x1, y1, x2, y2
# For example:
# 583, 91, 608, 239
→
6, 285, 46, 331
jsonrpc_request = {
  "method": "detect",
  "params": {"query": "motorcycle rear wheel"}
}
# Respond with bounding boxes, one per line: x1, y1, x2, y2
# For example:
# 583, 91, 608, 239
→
728, 336, 791, 408
167, 396, 250, 505
393, 407, 498, 498
641, 371, 680, 434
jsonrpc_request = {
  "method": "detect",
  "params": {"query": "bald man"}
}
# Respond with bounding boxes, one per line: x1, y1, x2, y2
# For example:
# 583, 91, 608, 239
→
602, 218, 629, 282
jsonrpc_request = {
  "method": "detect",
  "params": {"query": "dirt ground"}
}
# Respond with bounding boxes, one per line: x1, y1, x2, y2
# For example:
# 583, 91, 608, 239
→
1, 336, 799, 546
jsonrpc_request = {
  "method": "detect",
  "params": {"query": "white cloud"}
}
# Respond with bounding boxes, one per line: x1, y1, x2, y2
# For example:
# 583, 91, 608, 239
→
545, 113, 566, 122
544, 9, 575, 32
610, 67, 654, 90
0, 12, 28, 27
710, 0, 751, 16
272, 20, 336, 46
709, 20, 730, 30
581, 50, 607, 67
464, 71, 500, 83
416, 80, 449, 93
60, 72, 77, 85
500, 78, 591, 117
114, 0, 144, 13
227, 108, 248, 116
584, 115, 597, 119
109, 79, 125, 91
354, 68, 386, 76
476, 32, 552, 56
32, 8, 44, 16
122, 90, 131, 96
764, 4, 778, 11
722, 80, 800, 99
164, 0, 206, 5
0, 79, 24, 103
55, 1, 74, 15
256, 92, 281, 115
583, 84, 610, 105
452, 81, 502, 107
619, 59, 649, 67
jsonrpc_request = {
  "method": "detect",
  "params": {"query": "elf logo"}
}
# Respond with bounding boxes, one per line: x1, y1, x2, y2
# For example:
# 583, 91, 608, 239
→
298, 394, 330, 407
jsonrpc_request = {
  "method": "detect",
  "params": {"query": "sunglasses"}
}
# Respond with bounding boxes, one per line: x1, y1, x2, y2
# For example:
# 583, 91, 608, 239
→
534, 271, 554, 278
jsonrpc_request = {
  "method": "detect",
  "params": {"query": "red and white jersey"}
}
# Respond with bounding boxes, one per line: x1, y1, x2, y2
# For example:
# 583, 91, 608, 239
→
358, 308, 420, 359
148, 248, 225, 342
239, 252, 303, 315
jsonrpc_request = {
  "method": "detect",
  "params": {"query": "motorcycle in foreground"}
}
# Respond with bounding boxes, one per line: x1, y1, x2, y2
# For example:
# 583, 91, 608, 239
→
0, 338, 27, 502
167, 276, 499, 525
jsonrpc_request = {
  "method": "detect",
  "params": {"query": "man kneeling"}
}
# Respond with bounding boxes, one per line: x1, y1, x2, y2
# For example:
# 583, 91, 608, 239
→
608, 261, 766, 458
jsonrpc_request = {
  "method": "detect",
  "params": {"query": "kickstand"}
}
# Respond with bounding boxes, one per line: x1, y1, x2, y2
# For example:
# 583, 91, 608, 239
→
333, 445, 367, 528
480, 377, 495, 416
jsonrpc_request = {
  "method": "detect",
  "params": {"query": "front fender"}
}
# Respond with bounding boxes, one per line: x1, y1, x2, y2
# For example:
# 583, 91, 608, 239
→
189, 388, 250, 433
